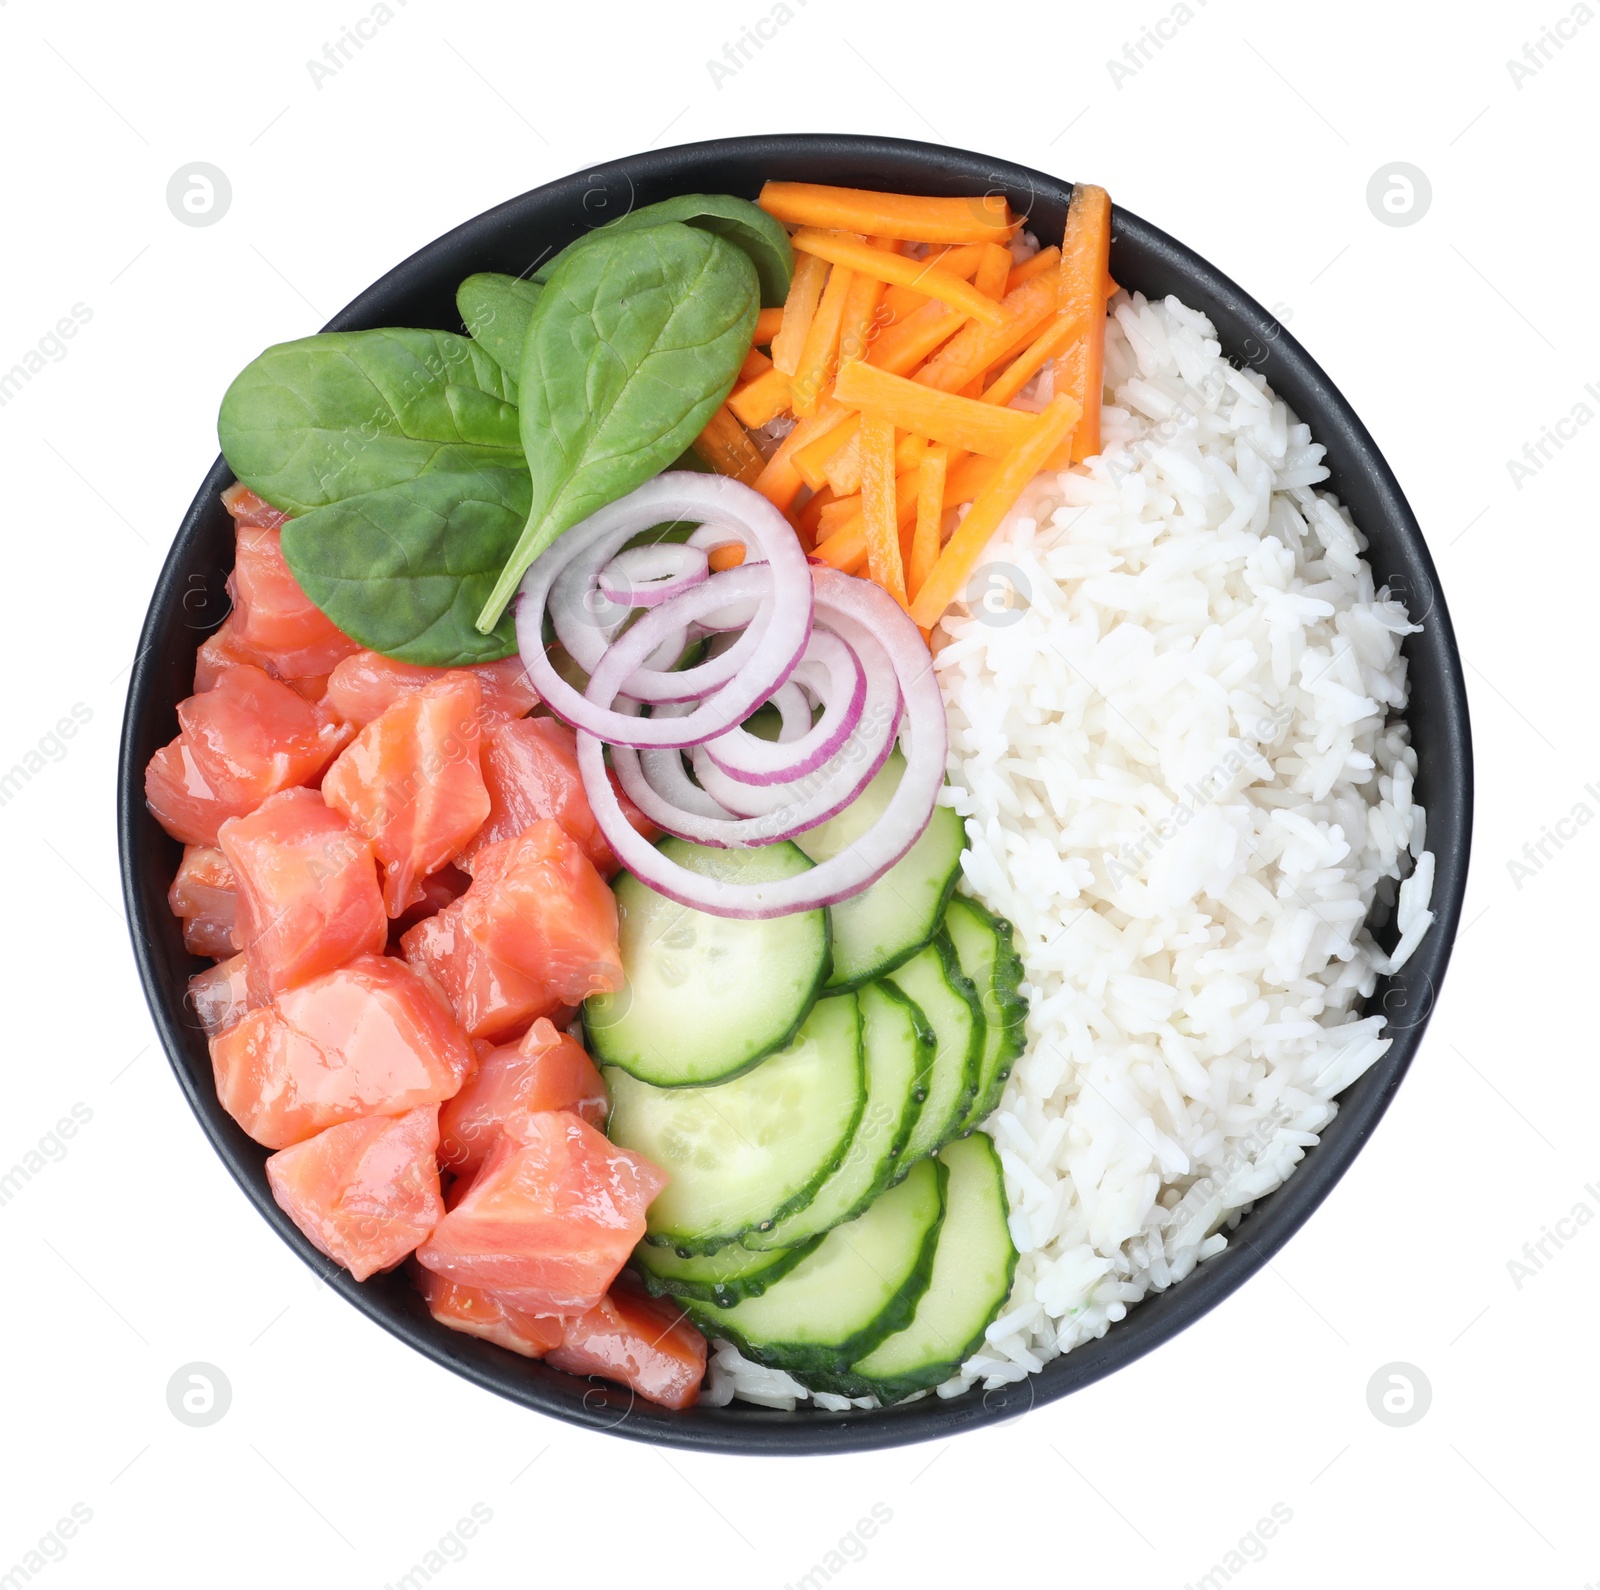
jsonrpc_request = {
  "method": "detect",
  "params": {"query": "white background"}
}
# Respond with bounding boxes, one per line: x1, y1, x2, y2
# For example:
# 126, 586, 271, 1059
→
0, 0, 1593, 1584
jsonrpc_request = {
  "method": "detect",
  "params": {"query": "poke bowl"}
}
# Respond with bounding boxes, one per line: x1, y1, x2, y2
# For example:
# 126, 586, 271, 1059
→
118, 133, 1471, 1454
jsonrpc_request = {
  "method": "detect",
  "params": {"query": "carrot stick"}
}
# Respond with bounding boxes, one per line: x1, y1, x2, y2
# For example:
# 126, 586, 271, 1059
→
771, 250, 831, 376
817, 495, 859, 535
738, 345, 774, 383
791, 262, 854, 417
813, 454, 992, 574
1104, 273, 1120, 299
979, 308, 1083, 408
823, 422, 928, 497
837, 266, 886, 369
758, 182, 1016, 245
908, 393, 1081, 628
1005, 246, 1061, 293
795, 413, 860, 490
791, 230, 1007, 328
913, 270, 1060, 394
797, 484, 837, 537
754, 306, 785, 344
834, 359, 1040, 458
1056, 183, 1112, 462
908, 444, 949, 599
865, 300, 966, 376
973, 243, 1013, 300
879, 244, 987, 322
728, 365, 793, 428
752, 398, 852, 511
859, 413, 906, 606
690, 404, 765, 486
708, 543, 746, 572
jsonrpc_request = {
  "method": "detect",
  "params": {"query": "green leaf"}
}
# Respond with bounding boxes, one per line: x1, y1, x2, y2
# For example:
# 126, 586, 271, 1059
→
474, 221, 758, 633
218, 328, 523, 514
280, 467, 528, 664
531, 193, 793, 307
457, 273, 543, 384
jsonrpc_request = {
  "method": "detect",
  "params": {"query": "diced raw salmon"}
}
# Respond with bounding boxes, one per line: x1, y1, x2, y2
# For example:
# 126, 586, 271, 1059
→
177, 664, 349, 813
547, 1287, 707, 1410
415, 1268, 566, 1357
145, 734, 257, 846
401, 821, 621, 1041
457, 716, 655, 878
210, 953, 472, 1148
194, 612, 276, 694
438, 1018, 605, 1177
219, 788, 386, 1000
325, 651, 538, 729
168, 845, 239, 957
188, 952, 253, 1038
322, 674, 491, 918
232, 524, 361, 677
415, 1110, 664, 1314
266, 1105, 444, 1280
222, 482, 288, 530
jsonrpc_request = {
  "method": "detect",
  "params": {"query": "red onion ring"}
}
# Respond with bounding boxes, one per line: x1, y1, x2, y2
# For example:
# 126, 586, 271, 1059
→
596, 542, 710, 608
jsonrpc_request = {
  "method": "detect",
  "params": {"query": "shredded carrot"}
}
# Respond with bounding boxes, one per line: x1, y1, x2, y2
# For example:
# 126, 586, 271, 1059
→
834, 360, 1039, 459
791, 230, 1007, 329
752, 399, 852, 511
908, 394, 1080, 627
865, 301, 966, 376
690, 404, 765, 486
708, 543, 746, 572
859, 413, 905, 606
738, 345, 774, 384
1005, 246, 1061, 294
913, 269, 1060, 394
754, 306, 786, 344
979, 306, 1084, 408
1056, 183, 1112, 461
728, 365, 792, 429
908, 444, 949, 599
771, 250, 831, 376
791, 262, 854, 417
879, 244, 988, 322
758, 182, 1016, 245
973, 243, 1013, 300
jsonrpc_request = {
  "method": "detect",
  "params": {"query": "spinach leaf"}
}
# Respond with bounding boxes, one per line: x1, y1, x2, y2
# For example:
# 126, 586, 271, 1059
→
218, 328, 522, 514
474, 221, 758, 632
281, 467, 528, 664
457, 273, 543, 384
531, 193, 793, 307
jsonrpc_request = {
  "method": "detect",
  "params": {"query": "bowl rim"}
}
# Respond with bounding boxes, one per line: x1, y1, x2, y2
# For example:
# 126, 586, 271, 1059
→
118, 131, 1473, 1455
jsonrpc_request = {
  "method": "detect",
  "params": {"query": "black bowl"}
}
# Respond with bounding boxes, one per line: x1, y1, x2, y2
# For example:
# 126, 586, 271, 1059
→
118, 134, 1472, 1454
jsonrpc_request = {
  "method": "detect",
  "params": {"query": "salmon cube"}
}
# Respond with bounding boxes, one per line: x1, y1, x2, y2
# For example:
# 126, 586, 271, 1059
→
146, 734, 257, 847
232, 523, 361, 678
178, 664, 349, 812
415, 1110, 664, 1314
415, 1269, 566, 1357
322, 674, 492, 918
548, 1287, 707, 1410
168, 845, 239, 957
266, 1105, 444, 1280
210, 953, 472, 1148
188, 952, 253, 1038
219, 788, 386, 1000
401, 821, 621, 1041
457, 716, 654, 878
325, 650, 538, 729
194, 613, 276, 694
438, 1017, 606, 1177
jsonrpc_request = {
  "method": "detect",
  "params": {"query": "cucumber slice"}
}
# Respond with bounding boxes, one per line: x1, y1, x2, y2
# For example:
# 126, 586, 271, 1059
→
806, 1132, 1017, 1402
742, 980, 932, 1251
945, 897, 1028, 1135
586, 837, 830, 1086
689, 1157, 946, 1374
605, 993, 864, 1253
796, 752, 965, 990
633, 1232, 823, 1307
886, 935, 983, 1166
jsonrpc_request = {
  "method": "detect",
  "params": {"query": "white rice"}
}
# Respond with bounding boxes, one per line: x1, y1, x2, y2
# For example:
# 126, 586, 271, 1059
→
708, 288, 1434, 1409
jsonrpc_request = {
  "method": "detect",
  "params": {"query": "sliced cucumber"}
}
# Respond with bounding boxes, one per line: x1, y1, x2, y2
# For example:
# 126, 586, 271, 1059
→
742, 980, 932, 1251
806, 1132, 1017, 1402
945, 897, 1028, 1134
632, 1232, 823, 1308
586, 837, 830, 1086
796, 752, 965, 990
886, 935, 983, 1166
605, 993, 864, 1253
689, 1157, 946, 1374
